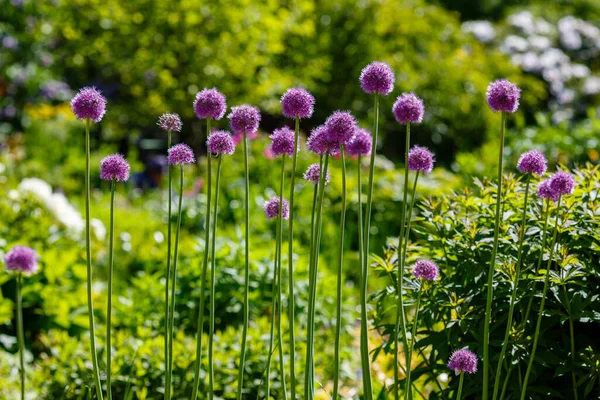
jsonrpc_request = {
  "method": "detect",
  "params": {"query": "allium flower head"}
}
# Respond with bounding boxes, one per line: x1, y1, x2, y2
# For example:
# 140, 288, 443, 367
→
4, 246, 39, 274
448, 348, 478, 375
193, 88, 227, 120
324, 111, 358, 148
168, 143, 196, 165
517, 150, 547, 176
100, 154, 130, 182
359, 61, 395, 95
158, 112, 182, 132
393, 93, 424, 124
228, 105, 261, 135
269, 126, 296, 157
536, 179, 559, 203
264, 196, 290, 220
412, 259, 439, 281
408, 145, 435, 173
281, 88, 315, 119
549, 171, 575, 196
486, 79, 521, 113
307, 125, 339, 156
70, 87, 106, 123
303, 163, 331, 185
207, 130, 236, 155
346, 128, 372, 157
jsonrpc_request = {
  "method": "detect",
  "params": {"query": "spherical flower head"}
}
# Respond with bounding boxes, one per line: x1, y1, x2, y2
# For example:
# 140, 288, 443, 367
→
303, 163, 331, 185
193, 88, 227, 120
307, 125, 339, 156
346, 128, 372, 157
536, 179, 559, 203
549, 171, 575, 196
448, 348, 478, 375
168, 143, 196, 165
486, 79, 521, 113
100, 153, 130, 182
412, 259, 439, 281
517, 150, 547, 176
408, 145, 435, 173
393, 93, 424, 124
4, 246, 39, 274
228, 105, 261, 135
207, 130, 236, 155
269, 126, 296, 157
281, 88, 315, 119
360, 61, 395, 95
70, 87, 106, 123
158, 112, 182, 132
324, 111, 358, 148
264, 196, 290, 220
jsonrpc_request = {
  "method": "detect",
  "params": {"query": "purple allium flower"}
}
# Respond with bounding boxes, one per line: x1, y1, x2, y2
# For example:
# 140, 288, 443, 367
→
193, 88, 227, 120
70, 87, 107, 123
517, 150, 547, 176
281, 88, 315, 119
392, 93, 424, 124
536, 179, 559, 203
346, 128, 372, 157
158, 112, 182, 132
168, 143, 196, 165
307, 125, 339, 156
270, 126, 296, 157
207, 130, 236, 155
486, 79, 521, 113
408, 145, 435, 173
448, 348, 478, 375
412, 259, 439, 281
100, 154, 130, 182
264, 196, 290, 220
4, 246, 39, 274
324, 111, 358, 148
359, 61, 395, 95
303, 163, 331, 185
549, 171, 575, 196
228, 105, 261, 135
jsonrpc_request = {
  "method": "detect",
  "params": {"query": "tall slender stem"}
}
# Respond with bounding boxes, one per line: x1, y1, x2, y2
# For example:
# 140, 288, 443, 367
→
287, 118, 300, 399
493, 176, 531, 400
106, 180, 116, 400
521, 196, 563, 400
404, 284, 423, 400
561, 285, 579, 400
394, 122, 411, 400
500, 362, 513, 400
209, 156, 223, 400
165, 130, 173, 400
192, 119, 212, 400
84, 119, 104, 400
483, 112, 506, 399
266, 219, 279, 400
276, 156, 288, 399
456, 373, 465, 400
16, 273, 25, 400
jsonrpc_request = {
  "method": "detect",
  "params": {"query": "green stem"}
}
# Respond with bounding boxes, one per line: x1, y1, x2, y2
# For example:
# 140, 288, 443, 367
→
395, 122, 411, 400
500, 362, 513, 400
483, 111, 506, 400
456, 373, 465, 400
520, 196, 563, 400
265, 223, 279, 400
192, 119, 212, 400
276, 156, 288, 399
107, 179, 116, 400
84, 119, 104, 400
405, 283, 423, 400
492, 175, 531, 400
165, 130, 173, 400
209, 156, 223, 400
562, 285, 579, 400
16, 273, 25, 400
287, 118, 300, 399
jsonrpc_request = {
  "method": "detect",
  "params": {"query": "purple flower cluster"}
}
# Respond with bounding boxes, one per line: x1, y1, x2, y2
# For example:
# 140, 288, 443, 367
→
412, 259, 439, 281
158, 113, 183, 132
392, 93, 424, 124
324, 111, 358, 148
228, 105, 261, 135
517, 150, 547, 176
4, 246, 39, 274
264, 196, 290, 220
100, 154, 131, 182
537, 179, 559, 202
359, 61, 395, 95
549, 171, 575, 196
281, 88, 315, 119
448, 348, 478, 375
486, 79, 521, 113
207, 130, 236, 155
193, 88, 227, 120
168, 143, 196, 165
307, 125, 339, 156
269, 127, 296, 157
408, 145, 435, 173
346, 129, 372, 157
70, 87, 107, 123
303, 164, 331, 185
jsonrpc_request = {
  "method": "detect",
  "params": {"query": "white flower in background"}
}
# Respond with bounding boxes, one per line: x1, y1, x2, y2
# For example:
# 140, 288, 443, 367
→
529, 35, 551, 51
91, 219, 106, 241
462, 21, 495, 43
502, 35, 529, 53
508, 11, 535, 35
583, 76, 600, 95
